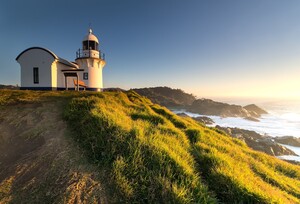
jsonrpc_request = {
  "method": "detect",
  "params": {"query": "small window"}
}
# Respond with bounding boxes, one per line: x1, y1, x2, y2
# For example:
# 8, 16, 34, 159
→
83, 41, 88, 50
83, 72, 88, 80
33, 67, 39, 84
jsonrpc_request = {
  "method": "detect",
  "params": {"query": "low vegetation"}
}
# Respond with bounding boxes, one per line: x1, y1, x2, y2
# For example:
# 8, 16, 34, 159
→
1, 90, 300, 203
65, 90, 300, 203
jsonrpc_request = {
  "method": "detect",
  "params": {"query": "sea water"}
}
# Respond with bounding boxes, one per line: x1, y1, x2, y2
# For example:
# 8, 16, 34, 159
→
172, 98, 300, 161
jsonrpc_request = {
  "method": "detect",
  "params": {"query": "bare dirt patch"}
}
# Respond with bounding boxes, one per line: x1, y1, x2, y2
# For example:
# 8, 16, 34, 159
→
0, 101, 109, 203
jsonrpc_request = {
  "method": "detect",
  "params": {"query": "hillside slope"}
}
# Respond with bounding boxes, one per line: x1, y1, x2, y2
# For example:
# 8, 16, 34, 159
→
1, 90, 300, 203
65, 91, 300, 203
0, 91, 111, 203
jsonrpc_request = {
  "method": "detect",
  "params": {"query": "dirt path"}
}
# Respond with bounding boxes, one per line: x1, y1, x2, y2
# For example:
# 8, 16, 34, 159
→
0, 101, 109, 203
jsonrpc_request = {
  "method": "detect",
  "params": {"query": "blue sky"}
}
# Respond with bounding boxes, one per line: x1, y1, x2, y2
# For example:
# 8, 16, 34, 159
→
1, 0, 300, 99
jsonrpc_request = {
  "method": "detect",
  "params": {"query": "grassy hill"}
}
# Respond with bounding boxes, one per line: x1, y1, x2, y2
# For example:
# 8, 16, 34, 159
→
1, 90, 300, 203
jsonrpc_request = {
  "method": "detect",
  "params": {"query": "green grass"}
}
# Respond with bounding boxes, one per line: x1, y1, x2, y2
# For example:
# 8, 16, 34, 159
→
2, 90, 300, 203
64, 90, 300, 203
64, 91, 215, 203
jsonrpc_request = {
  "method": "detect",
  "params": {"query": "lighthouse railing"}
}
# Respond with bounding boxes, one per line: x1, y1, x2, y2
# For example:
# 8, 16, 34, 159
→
76, 49, 105, 60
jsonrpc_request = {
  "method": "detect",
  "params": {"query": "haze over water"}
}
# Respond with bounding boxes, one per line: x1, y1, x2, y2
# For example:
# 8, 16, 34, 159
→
201, 97, 300, 138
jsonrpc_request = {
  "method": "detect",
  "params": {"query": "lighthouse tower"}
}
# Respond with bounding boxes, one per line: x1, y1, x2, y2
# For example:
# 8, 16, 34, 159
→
75, 29, 106, 91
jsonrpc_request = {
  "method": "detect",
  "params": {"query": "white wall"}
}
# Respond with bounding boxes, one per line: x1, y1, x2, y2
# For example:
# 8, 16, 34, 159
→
56, 63, 79, 89
75, 58, 105, 89
76, 59, 89, 86
17, 49, 55, 88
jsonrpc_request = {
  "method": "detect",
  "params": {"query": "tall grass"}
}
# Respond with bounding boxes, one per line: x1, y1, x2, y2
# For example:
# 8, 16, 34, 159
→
64, 91, 215, 203
63, 91, 300, 203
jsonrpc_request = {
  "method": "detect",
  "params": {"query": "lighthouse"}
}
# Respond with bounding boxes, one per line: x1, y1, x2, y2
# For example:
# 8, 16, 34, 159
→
16, 29, 106, 91
75, 29, 106, 91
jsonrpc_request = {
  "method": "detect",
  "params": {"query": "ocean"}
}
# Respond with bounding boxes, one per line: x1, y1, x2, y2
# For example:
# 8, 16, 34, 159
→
172, 98, 300, 162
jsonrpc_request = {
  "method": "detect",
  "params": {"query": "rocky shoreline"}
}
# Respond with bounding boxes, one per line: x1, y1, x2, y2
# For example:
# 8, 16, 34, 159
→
133, 87, 299, 160
274, 136, 300, 147
215, 125, 297, 157
177, 112, 299, 158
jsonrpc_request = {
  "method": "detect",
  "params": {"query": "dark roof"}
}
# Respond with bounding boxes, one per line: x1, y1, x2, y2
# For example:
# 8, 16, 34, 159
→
63, 72, 78, 77
61, 69, 84, 72
16, 47, 78, 68
16, 47, 57, 60
58, 57, 78, 68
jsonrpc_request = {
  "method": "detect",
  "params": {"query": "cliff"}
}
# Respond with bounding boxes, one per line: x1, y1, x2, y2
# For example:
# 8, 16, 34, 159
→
133, 86, 267, 118
132, 86, 196, 107
244, 104, 268, 117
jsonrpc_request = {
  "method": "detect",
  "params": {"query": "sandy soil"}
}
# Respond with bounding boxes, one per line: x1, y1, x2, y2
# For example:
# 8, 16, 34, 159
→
0, 101, 109, 203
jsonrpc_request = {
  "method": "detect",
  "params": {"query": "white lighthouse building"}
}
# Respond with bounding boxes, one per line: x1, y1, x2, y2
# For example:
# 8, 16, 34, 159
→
16, 29, 106, 91
75, 29, 106, 91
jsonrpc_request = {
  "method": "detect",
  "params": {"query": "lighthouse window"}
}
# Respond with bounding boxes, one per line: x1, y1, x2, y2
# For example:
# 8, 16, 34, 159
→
83, 41, 88, 50
83, 72, 88, 80
89, 41, 96, 50
33, 67, 39, 84
83, 41, 98, 50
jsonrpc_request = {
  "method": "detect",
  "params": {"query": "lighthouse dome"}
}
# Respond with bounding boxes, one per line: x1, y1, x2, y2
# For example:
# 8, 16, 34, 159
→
83, 29, 99, 44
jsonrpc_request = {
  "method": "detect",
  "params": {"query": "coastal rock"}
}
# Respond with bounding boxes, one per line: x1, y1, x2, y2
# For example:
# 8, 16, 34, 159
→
193, 116, 214, 125
243, 104, 268, 116
244, 116, 260, 122
246, 138, 296, 156
216, 125, 263, 140
282, 159, 300, 165
188, 99, 267, 118
215, 126, 297, 156
176, 112, 215, 125
176, 112, 189, 117
274, 136, 300, 147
